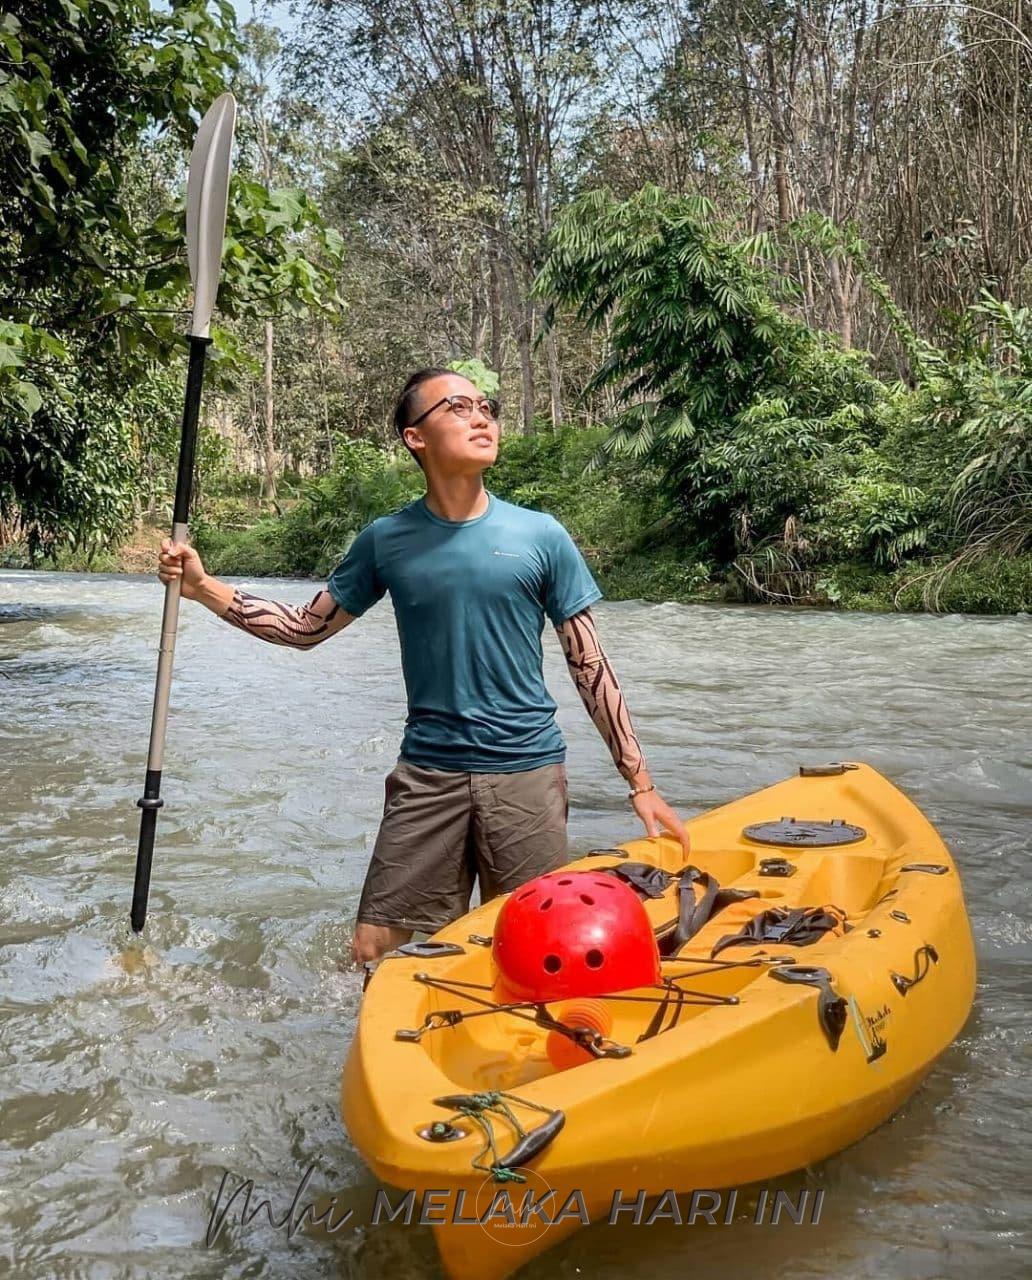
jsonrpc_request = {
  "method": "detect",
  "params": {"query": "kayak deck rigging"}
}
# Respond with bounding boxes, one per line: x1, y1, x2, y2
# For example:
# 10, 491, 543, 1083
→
383, 864, 854, 1093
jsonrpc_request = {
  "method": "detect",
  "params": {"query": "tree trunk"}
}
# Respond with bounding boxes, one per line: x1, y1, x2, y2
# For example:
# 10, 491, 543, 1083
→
316, 324, 334, 469
488, 244, 503, 377
546, 327, 563, 430
517, 288, 540, 432
517, 303, 535, 434
827, 256, 853, 349
261, 318, 277, 501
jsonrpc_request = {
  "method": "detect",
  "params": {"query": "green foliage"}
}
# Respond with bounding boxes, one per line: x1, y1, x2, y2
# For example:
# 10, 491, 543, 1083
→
536, 185, 887, 559
537, 185, 1032, 612
937, 295, 1032, 558
596, 551, 715, 604
191, 512, 296, 577
189, 425, 685, 598
817, 464, 936, 567
487, 425, 667, 573
194, 440, 424, 578
893, 554, 1032, 615
787, 212, 934, 376
200, 427, 663, 585
215, 180, 344, 321
811, 553, 1032, 615
0, 0, 343, 556
811, 563, 897, 611
276, 441, 424, 575
446, 359, 500, 398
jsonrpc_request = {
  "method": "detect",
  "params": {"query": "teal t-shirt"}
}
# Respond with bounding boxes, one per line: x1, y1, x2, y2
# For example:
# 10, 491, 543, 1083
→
326, 493, 602, 773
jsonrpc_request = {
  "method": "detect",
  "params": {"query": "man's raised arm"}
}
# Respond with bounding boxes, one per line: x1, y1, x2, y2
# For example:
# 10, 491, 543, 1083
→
157, 539, 356, 648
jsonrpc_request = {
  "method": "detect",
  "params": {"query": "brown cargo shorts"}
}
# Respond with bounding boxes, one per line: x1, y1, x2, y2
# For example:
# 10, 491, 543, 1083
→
357, 759, 569, 935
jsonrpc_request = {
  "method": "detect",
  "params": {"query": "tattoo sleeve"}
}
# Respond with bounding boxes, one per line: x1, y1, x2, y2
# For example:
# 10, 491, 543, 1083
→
555, 608, 647, 782
221, 588, 355, 648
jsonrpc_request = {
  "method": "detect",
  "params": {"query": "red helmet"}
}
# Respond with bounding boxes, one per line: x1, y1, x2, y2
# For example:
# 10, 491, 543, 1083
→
492, 869, 661, 1001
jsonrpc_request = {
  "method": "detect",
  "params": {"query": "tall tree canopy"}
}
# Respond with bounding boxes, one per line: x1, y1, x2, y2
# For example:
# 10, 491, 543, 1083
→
0, 0, 341, 554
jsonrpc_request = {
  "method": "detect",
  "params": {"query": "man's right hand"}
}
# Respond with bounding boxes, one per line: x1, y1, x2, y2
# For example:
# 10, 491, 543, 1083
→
158, 538, 207, 600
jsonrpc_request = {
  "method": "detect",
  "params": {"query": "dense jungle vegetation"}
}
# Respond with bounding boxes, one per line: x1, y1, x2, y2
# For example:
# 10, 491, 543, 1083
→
2, 0, 1030, 612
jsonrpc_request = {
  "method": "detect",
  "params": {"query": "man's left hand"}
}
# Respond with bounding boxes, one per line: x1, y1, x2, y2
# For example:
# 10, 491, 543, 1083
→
631, 787, 691, 857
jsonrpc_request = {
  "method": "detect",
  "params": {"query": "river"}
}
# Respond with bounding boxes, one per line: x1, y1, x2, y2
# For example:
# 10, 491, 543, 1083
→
1, 570, 1029, 1278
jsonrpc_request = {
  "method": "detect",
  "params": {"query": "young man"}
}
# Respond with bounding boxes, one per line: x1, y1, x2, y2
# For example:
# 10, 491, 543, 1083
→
158, 368, 690, 965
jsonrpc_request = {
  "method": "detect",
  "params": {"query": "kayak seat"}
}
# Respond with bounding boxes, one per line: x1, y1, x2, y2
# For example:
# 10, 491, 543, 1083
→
601, 862, 744, 953
657, 867, 761, 957
667, 896, 772, 960
708, 903, 850, 958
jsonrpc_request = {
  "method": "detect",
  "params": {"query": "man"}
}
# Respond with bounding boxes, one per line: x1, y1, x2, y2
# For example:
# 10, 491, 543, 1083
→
158, 368, 690, 965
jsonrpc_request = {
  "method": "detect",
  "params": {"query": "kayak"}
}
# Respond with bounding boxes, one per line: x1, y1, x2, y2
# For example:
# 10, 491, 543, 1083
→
340, 762, 975, 1279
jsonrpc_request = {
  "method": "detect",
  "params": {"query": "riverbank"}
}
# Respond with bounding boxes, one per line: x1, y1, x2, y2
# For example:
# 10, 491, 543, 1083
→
4, 519, 1030, 615
4, 428, 1030, 616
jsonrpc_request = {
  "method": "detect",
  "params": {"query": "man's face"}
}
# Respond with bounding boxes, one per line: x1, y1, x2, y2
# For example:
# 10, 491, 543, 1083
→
402, 374, 500, 476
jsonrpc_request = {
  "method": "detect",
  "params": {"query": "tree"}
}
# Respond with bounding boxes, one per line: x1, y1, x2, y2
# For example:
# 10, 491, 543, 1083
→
535, 184, 884, 556
0, 0, 342, 555
595, 0, 1032, 358
293, 0, 612, 432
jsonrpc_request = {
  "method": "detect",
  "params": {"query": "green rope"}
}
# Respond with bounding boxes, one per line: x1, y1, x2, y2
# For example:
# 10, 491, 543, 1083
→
440, 1090, 552, 1183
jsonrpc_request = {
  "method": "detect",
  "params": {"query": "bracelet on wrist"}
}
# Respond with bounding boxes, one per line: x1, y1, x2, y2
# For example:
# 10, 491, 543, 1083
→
628, 782, 655, 801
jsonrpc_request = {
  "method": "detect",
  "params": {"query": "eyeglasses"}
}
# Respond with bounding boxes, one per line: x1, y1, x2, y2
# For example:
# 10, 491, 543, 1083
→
407, 393, 500, 430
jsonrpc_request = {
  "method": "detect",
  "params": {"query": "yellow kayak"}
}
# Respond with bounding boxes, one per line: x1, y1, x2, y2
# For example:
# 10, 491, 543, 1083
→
341, 762, 975, 1278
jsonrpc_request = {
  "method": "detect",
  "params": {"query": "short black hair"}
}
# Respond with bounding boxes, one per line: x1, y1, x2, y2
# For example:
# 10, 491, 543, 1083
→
393, 367, 454, 467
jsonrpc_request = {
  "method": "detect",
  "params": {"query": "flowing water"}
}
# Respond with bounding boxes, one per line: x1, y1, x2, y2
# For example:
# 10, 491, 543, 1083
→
1, 569, 1029, 1279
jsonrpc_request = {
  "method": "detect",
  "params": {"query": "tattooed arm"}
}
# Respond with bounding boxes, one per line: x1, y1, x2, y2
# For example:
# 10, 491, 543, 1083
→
157, 537, 355, 648
554, 607, 647, 782
555, 607, 691, 854
220, 587, 356, 648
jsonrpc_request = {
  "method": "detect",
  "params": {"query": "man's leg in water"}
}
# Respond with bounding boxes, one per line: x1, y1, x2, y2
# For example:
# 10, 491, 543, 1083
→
351, 762, 571, 965
352, 762, 475, 966
471, 763, 568, 899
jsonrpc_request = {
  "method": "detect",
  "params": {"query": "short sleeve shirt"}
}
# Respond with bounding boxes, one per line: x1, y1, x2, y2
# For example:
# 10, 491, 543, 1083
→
327, 492, 602, 772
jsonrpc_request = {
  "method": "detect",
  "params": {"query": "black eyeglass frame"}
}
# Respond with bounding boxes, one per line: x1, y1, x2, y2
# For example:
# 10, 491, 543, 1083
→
405, 393, 500, 431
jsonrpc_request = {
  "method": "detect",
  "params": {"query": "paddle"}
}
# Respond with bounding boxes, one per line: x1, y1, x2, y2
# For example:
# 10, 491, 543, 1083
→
130, 93, 237, 934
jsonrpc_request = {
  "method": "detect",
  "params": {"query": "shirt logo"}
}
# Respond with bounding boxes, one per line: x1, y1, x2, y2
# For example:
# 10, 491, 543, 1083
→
492, 549, 521, 559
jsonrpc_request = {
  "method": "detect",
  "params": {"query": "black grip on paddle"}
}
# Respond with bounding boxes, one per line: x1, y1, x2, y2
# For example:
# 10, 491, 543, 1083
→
131, 768, 162, 932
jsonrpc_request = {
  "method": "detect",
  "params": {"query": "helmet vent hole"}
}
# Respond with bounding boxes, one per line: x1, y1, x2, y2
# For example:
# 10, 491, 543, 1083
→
517, 889, 535, 900
585, 949, 604, 969
540, 898, 553, 911
558, 878, 572, 886
543, 954, 562, 974
580, 894, 595, 906
596, 880, 615, 889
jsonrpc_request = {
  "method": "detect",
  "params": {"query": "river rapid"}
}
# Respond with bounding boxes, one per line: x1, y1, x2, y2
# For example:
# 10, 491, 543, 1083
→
1, 569, 1029, 1279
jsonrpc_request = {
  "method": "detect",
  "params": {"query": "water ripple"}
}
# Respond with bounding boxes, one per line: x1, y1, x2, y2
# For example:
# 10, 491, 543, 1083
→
0, 570, 1029, 1278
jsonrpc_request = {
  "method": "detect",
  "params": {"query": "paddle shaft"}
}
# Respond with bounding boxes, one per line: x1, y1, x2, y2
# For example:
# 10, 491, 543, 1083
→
131, 333, 212, 933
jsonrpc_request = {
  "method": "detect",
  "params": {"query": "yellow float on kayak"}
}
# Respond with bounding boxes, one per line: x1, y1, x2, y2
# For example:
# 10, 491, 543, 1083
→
341, 762, 975, 1279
